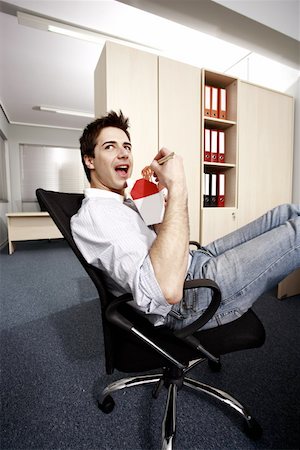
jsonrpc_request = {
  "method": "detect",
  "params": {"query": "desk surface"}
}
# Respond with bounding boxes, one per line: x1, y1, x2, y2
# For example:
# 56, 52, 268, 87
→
6, 212, 50, 218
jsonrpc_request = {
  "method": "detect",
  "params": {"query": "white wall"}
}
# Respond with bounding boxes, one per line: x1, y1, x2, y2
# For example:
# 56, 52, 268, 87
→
7, 124, 81, 212
212, 0, 299, 42
287, 76, 300, 203
0, 108, 10, 247
0, 110, 81, 247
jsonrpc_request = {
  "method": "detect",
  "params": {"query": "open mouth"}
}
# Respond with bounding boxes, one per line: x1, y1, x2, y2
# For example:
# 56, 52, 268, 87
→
115, 165, 129, 177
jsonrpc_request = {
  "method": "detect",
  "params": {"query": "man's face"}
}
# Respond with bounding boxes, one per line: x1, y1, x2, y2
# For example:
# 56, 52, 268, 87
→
85, 126, 133, 194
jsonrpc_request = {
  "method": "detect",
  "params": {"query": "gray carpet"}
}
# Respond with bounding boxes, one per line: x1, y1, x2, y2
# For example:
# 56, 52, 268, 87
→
1, 239, 299, 449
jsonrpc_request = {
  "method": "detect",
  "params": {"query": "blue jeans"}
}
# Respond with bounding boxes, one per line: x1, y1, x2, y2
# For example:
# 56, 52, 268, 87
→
166, 204, 300, 330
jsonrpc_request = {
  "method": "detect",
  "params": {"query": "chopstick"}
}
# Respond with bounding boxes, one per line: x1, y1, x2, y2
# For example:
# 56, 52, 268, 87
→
157, 152, 175, 165
141, 152, 175, 180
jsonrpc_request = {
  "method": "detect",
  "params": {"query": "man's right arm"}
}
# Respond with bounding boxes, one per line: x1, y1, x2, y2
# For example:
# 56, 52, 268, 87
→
149, 149, 190, 305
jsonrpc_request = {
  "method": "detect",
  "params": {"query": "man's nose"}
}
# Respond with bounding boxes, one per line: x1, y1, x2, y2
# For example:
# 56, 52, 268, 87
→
117, 146, 130, 157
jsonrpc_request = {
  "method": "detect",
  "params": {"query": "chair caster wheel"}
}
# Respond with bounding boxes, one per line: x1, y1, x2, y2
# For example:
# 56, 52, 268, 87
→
243, 417, 262, 440
98, 395, 115, 414
208, 359, 222, 372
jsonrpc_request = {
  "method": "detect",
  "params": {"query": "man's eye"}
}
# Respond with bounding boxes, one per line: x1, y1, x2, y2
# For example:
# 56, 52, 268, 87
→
105, 145, 114, 151
125, 146, 132, 152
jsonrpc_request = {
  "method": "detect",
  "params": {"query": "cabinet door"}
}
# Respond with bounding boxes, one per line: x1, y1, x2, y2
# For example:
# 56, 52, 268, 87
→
158, 56, 201, 241
201, 207, 237, 245
238, 81, 294, 227
95, 42, 158, 181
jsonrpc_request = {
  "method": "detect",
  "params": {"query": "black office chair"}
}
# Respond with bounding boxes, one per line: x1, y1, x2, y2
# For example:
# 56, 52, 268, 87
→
36, 188, 265, 449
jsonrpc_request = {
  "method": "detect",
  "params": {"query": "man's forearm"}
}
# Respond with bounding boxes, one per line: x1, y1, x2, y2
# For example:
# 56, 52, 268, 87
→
149, 186, 190, 304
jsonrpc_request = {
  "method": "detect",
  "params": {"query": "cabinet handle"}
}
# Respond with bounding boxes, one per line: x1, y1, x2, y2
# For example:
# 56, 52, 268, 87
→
232, 212, 236, 219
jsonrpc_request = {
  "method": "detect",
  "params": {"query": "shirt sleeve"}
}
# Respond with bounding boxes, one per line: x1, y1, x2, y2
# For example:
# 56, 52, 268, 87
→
71, 197, 172, 324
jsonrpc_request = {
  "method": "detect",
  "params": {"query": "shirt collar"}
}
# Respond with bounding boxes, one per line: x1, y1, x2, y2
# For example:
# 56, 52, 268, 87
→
84, 187, 130, 203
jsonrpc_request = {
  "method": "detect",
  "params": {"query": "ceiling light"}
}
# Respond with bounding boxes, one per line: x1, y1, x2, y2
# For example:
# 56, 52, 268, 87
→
47, 25, 104, 44
37, 106, 94, 118
17, 11, 160, 51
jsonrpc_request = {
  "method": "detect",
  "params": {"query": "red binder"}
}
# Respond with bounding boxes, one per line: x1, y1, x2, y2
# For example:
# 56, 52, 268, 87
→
219, 88, 227, 119
218, 130, 225, 163
204, 85, 211, 116
211, 130, 218, 162
204, 128, 211, 162
211, 87, 218, 117
217, 173, 225, 207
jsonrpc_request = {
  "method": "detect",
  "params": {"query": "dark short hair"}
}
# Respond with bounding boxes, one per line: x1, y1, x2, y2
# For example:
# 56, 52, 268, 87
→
80, 110, 130, 182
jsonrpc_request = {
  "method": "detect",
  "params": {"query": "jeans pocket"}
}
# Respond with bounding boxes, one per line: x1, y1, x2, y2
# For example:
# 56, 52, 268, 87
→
181, 283, 210, 318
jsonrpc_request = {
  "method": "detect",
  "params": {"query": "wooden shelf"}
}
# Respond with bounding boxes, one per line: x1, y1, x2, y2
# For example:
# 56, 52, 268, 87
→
204, 117, 236, 129
204, 162, 236, 169
201, 69, 238, 230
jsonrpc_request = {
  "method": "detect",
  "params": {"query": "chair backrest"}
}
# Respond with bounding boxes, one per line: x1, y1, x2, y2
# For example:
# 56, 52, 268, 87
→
36, 188, 118, 372
36, 189, 107, 298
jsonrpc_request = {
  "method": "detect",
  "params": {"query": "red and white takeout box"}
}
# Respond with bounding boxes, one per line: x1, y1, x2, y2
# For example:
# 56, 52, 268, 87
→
131, 179, 165, 225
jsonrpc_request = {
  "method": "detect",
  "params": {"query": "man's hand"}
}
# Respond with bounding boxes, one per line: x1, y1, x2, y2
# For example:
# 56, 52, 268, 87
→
150, 148, 186, 195
149, 148, 190, 305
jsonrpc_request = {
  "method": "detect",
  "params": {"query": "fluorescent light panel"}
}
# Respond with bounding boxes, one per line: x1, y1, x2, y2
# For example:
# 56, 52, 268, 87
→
17, 11, 160, 51
38, 106, 94, 118
48, 25, 103, 44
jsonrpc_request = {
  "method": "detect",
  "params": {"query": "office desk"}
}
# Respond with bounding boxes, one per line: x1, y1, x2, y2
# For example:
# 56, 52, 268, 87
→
6, 212, 63, 254
277, 269, 300, 299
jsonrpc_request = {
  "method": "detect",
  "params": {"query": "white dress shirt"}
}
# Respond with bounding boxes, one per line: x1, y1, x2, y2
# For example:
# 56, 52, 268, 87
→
71, 188, 172, 325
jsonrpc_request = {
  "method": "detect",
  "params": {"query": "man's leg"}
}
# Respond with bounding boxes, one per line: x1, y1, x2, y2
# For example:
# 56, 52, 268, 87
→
202, 213, 300, 327
205, 204, 300, 257
167, 204, 300, 331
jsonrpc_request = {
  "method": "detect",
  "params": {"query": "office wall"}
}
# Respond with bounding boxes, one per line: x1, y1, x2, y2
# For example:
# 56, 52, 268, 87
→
0, 111, 81, 247
7, 124, 81, 213
212, 0, 299, 42
287, 77, 300, 203
0, 109, 10, 247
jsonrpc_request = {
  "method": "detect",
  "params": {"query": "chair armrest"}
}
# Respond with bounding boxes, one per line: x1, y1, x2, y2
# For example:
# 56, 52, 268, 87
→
106, 278, 221, 338
189, 240, 201, 249
105, 293, 136, 332
173, 278, 221, 338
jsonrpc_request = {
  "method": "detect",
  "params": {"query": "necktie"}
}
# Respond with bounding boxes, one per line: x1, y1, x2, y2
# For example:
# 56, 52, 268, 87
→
123, 198, 139, 213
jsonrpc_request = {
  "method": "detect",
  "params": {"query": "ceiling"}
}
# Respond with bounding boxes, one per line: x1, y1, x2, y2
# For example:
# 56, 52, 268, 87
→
0, 0, 299, 131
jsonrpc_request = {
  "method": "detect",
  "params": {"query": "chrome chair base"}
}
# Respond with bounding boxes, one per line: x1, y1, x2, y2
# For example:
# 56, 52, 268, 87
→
98, 362, 262, 449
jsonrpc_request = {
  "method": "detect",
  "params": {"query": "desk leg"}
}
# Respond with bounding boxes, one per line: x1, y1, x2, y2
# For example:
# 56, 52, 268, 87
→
8, 240, 15, 255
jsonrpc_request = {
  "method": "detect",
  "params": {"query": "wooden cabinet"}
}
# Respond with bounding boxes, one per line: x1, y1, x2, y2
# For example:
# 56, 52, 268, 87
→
237, 81, 294, 228
95, 44, 202, 240
158, 56, 201, 241
94, 42, 158, 181
201, 207, 237, 245
95, 42, 294, 246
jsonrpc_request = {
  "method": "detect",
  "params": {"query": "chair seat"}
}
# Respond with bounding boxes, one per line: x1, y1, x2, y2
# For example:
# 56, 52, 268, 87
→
111, 307, 265, 373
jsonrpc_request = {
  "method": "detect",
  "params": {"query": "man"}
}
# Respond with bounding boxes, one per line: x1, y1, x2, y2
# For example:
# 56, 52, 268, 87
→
71, 111, 300, 330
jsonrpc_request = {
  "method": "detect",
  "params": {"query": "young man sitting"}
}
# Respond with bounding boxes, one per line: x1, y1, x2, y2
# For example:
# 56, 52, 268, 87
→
71, 111, 300, 330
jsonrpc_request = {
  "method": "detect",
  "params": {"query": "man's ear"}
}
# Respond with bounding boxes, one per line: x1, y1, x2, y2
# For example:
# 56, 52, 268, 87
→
84, 154, 95, 170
